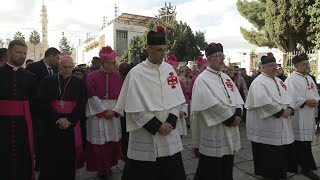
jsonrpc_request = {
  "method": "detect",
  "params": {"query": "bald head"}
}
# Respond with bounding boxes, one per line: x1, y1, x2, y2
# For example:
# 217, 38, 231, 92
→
118, 61, 131, 76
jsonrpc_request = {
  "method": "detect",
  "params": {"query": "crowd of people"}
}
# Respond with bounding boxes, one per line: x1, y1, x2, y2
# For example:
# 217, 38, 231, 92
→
1, 25, 320, 180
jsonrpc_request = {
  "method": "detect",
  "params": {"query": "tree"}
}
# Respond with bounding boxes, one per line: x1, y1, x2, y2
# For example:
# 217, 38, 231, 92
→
122, 2, 207, 62
59, 32, 73, 55
29, 30, 40, 60
237, 0, 315, 52
122, 34, 147, 62
308, 0, 320, 48
13, 31, 25, 42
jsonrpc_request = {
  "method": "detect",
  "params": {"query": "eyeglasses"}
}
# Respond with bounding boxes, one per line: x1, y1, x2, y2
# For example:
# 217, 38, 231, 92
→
149, 47, 167, 53
210, 54, 225, 58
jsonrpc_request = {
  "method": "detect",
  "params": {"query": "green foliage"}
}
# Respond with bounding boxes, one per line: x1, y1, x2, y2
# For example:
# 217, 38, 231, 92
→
309, 0, 320, 48
13, 31, 25, 42
310, 60, 318, 78
29, 30, 40, 45
123, 2, 207, 62
237, 0, 315, 52
29, 30, 41, 60
59, 32, 73, 55
121, 34, 147, 62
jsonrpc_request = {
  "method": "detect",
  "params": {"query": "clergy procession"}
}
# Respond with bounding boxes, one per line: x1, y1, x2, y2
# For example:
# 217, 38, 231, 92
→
1, 24, 320, 180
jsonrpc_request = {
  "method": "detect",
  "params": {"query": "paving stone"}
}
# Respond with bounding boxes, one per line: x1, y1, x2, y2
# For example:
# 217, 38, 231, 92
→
235, 147, 253, 161
183, 157, 199, 176
181, 147, 196, 160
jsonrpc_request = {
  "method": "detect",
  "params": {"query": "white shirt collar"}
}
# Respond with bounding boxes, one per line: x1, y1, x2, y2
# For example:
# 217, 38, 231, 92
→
43, 60, 51, 68
146, 58, 162, 68
206, 66, 221, 75
7, 62, 20, 71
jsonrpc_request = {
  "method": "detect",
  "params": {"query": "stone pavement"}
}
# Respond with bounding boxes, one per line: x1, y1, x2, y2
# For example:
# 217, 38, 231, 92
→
36, 123, 320, 180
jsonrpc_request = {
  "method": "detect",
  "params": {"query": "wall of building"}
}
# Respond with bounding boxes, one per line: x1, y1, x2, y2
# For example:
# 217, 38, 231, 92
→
75, 21, 147, 65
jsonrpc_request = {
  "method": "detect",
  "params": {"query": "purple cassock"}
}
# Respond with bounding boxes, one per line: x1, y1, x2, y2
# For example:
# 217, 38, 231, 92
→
85, 69, 124, 177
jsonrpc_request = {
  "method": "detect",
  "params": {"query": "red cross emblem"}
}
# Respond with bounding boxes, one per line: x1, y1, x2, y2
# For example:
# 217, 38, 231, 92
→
310, 82, 314, 90
225, 79, 234, 92
167, 72, 179, 89
280, 81, 287, 91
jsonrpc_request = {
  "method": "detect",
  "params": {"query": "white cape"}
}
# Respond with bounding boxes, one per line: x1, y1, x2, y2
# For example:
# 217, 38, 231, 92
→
285, 72, 320, 141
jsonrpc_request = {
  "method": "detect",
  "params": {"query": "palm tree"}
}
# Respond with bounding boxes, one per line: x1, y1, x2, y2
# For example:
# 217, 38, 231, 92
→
29, 30, 40, 60
13, 31, 25, 42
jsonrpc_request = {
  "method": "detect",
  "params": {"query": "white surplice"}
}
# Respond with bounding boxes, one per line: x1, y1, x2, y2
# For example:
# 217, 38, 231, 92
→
191, 67, 244, 157
115, 59, 186, 161
245, 73, 295, 146
176, 103, 188, 136
86, 97, 122, 145
285, 72, 320, 141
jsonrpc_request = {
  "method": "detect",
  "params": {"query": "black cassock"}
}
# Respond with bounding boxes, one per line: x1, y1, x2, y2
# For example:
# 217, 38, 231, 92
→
38, 74, 85, 180
0, 64, 37, 180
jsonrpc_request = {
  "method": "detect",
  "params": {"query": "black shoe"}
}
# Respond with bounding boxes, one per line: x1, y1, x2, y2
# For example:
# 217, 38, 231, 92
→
302, 170, 320, 180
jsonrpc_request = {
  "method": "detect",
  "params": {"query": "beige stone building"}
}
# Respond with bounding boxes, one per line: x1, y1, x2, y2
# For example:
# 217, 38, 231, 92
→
26, 2, 49, 61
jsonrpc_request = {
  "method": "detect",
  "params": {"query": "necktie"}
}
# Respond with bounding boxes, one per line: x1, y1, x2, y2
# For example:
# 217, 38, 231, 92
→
48, 67, 53, 75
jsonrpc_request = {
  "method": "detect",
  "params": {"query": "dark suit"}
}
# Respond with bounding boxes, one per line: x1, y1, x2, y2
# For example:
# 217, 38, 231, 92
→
26, 60, 58, 170
26, 60, 58, 84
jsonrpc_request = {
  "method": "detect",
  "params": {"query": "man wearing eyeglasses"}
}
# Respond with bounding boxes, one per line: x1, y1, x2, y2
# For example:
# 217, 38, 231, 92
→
115, 26, 186, 180
191, 42, 243, 180
245, 54, 297, 180
285, 54, 320, 180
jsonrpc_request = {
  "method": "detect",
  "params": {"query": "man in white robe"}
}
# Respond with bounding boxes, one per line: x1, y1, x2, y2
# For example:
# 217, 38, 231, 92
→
191, 42, 244, 180
285, 53, 320, 180
115, 25, 186, 180
245, 54, 297, 180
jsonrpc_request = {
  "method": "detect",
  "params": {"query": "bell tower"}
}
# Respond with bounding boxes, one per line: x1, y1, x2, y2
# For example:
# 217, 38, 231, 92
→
41, 0, 48, 45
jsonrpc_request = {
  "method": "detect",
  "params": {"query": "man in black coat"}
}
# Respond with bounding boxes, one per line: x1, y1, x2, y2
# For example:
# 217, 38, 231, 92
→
0, 40, 37, 180
26, 47, 61, 170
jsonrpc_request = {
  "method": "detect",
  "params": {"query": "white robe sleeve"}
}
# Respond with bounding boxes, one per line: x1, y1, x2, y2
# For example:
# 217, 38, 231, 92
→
126, 111, 155, 128
180, 103, 188, 116
86, 96, 107, 117
169, 105, 181, 117
257, 102, 283, 119
201, 103, 234, 127
285, 77, 307, 108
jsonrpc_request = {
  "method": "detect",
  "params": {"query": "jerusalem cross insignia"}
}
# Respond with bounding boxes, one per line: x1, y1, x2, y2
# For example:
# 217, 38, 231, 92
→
167, 72, 179, 89
280, 81, 287, 91
310, 82, 314, 90
225, 79, 234, 92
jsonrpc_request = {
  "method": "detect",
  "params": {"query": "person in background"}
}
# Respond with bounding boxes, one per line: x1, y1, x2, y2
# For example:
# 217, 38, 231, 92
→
166, 55, 188, 137
276, 66, 287, 81
26, 47, 61, 171
25, 59, 34, 67
189, 55, 208, 158
240, 68, 253, 89
72, 67, 86, 79
118, 61, 132, 161
0, 48, 7, 67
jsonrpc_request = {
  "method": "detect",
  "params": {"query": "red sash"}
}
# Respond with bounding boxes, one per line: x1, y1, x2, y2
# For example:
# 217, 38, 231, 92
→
50, 100, 84, 169
0, 100, 35, 180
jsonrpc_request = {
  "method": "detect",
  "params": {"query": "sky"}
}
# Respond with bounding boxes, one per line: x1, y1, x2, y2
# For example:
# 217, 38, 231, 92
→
0, 0, 268, 53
